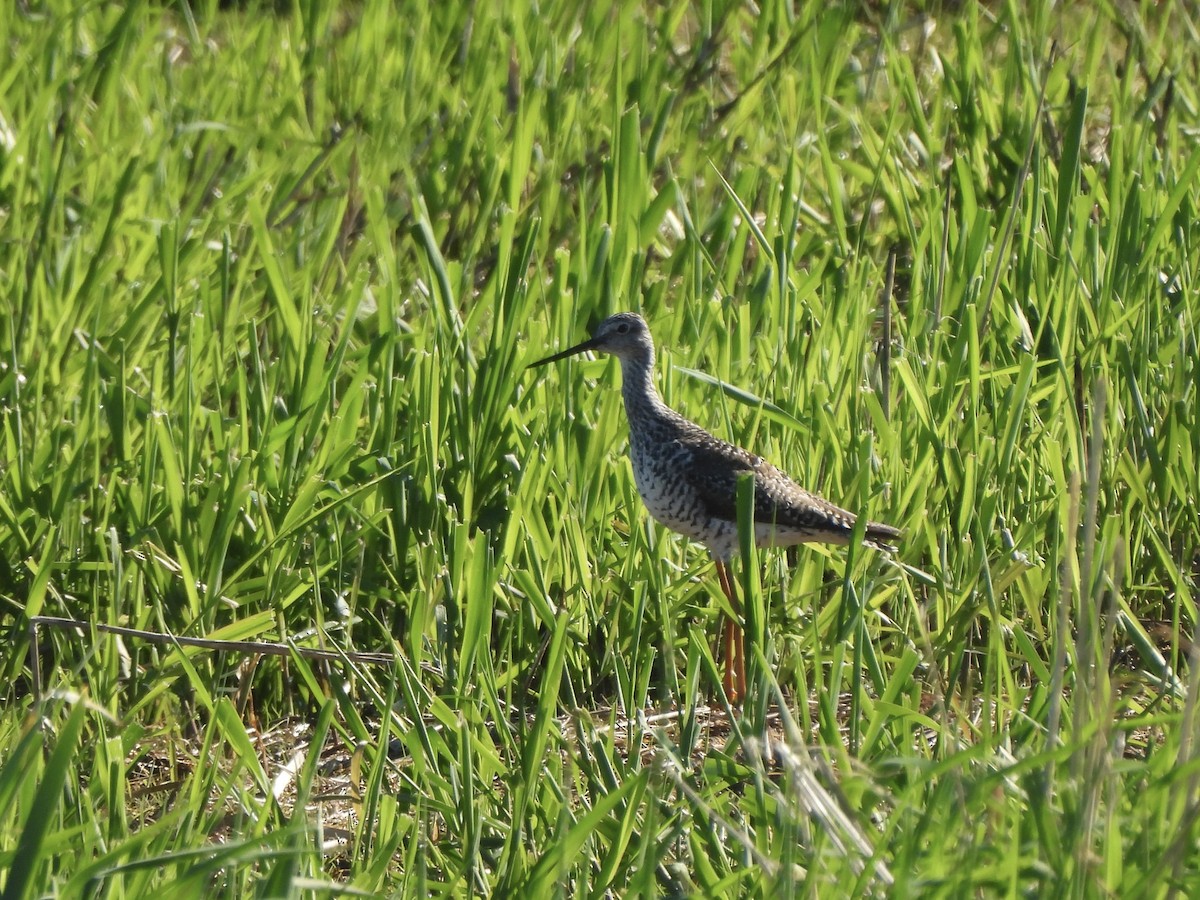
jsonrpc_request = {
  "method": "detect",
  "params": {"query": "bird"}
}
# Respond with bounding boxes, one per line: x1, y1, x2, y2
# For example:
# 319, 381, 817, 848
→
530, 312, 900, 701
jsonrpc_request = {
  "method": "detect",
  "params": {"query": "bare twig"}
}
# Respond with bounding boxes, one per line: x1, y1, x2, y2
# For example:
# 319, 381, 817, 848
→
27, 615, 408, 704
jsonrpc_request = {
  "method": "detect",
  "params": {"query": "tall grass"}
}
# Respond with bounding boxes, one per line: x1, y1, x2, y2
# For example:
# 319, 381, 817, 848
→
2, 0, 1199, 895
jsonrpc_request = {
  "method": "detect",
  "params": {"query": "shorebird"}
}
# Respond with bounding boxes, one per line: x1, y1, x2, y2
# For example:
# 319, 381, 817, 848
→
531, 312, 900, 700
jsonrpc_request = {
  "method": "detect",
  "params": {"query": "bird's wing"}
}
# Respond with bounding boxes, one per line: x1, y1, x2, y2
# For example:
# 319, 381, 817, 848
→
676, 430, 859, 539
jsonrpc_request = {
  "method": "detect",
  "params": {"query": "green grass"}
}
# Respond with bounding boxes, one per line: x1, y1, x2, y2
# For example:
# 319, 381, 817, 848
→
2, 0, 1200, 895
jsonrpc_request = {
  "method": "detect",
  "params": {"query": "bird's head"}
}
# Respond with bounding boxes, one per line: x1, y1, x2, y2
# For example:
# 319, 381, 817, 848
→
529, 312, 654, 367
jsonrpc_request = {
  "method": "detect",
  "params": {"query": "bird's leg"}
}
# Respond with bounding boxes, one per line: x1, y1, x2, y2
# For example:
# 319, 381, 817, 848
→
715, 560, 746, 702
722, 615, 736, 700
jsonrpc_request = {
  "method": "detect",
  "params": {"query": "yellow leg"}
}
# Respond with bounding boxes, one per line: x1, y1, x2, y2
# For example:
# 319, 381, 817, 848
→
722, 615, 736, 700
715, 560, 746, 703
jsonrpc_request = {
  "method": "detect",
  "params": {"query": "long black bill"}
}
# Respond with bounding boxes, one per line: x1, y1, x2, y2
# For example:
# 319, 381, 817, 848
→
528, 336, 603, 368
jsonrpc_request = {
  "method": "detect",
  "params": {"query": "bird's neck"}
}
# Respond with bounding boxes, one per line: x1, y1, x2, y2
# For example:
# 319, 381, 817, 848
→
617, 352, 670, 421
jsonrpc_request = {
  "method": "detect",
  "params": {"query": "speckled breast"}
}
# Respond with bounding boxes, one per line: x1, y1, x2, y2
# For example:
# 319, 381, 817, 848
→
628, 438, 713, 545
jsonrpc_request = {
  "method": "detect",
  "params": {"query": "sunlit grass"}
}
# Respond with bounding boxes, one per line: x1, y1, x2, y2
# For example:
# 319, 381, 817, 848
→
2, 0, 1199, 895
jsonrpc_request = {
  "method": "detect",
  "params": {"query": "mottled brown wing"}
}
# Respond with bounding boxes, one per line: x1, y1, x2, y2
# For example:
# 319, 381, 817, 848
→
676, 429, 861, 540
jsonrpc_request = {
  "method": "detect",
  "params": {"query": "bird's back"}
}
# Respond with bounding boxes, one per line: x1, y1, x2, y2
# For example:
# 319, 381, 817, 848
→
626, 403, 899, 559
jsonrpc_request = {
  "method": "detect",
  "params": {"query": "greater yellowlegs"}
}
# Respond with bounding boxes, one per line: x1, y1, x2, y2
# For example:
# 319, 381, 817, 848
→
531, 312, 900, 700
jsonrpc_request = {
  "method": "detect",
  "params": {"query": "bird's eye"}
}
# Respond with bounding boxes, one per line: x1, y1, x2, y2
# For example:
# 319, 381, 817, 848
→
616, 323, 630, 334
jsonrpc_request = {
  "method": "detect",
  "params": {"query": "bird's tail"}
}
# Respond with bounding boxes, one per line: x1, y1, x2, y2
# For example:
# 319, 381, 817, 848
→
865, 521, 902, 553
